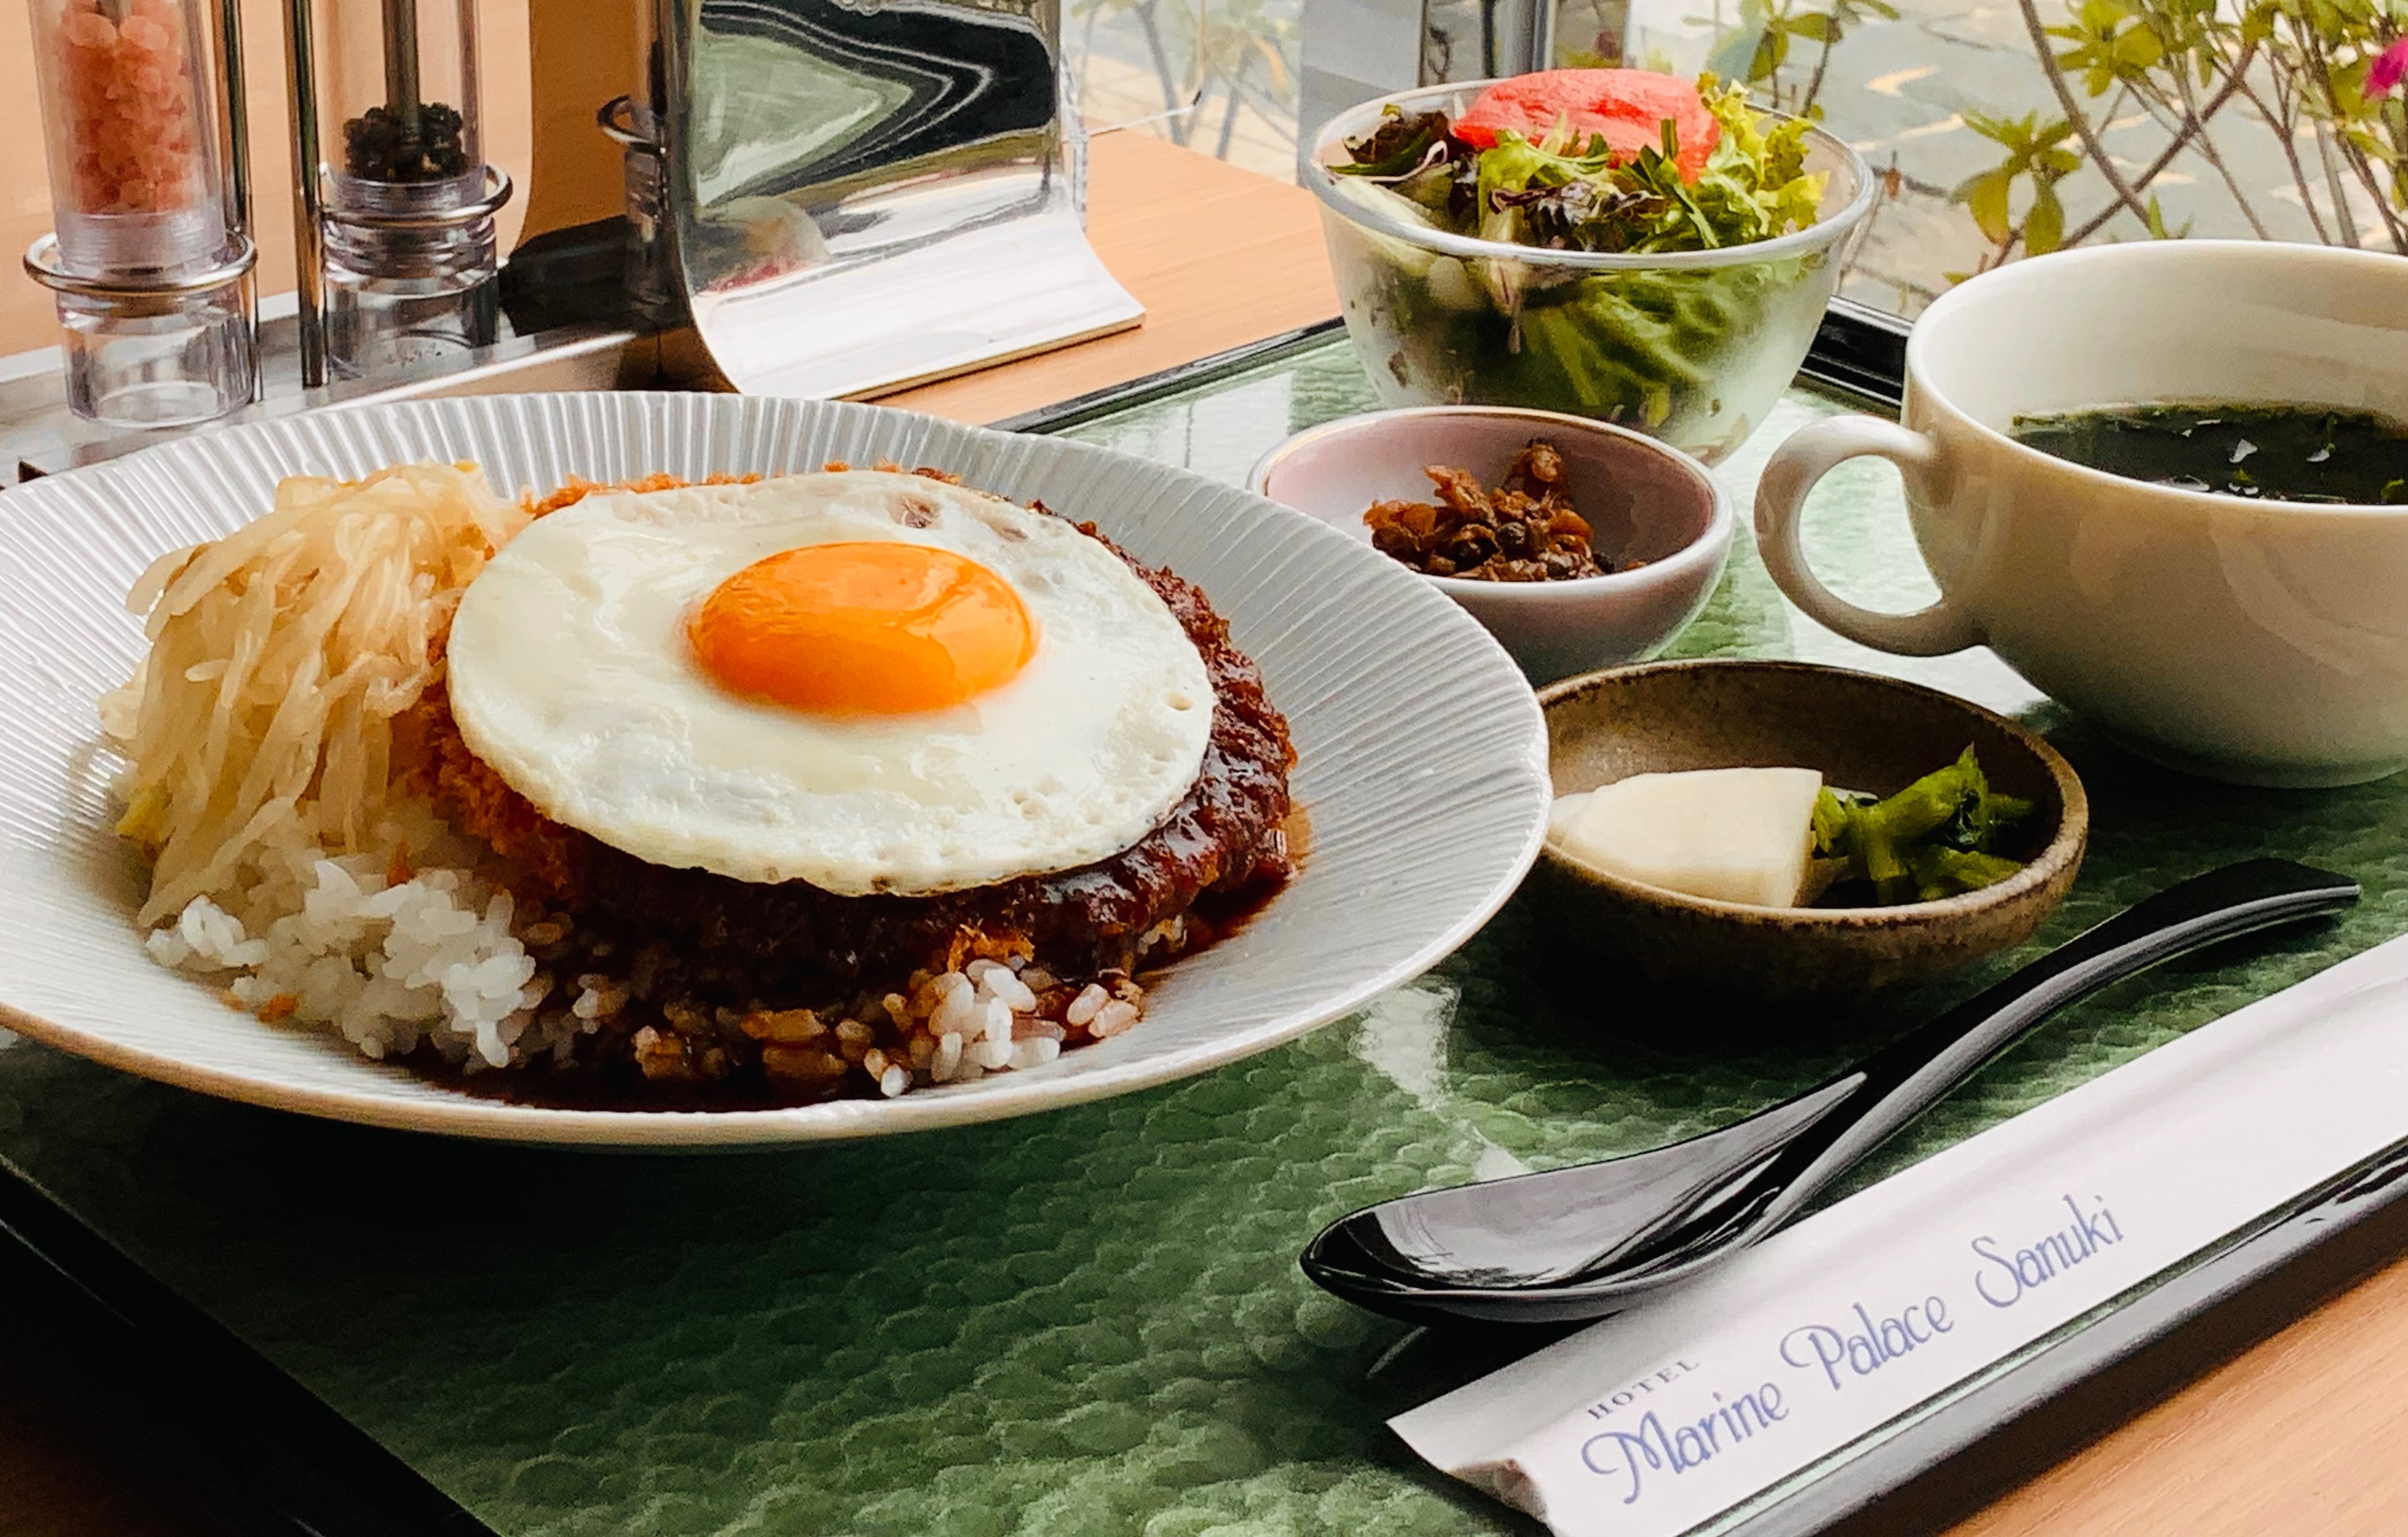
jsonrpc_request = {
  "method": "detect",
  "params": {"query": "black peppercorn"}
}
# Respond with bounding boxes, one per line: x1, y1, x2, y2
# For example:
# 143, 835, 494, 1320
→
343, 101, 472, 183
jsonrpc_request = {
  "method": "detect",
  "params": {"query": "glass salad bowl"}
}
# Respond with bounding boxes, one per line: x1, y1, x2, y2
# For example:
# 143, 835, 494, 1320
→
1304, 80, 1878, 466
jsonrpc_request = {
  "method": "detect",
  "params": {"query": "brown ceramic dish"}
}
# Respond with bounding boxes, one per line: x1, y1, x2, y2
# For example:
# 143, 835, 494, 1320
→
1533, 660, 2089, 996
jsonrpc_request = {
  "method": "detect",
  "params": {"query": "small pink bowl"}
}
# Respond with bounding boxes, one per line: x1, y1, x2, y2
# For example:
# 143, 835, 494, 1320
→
1249, 406, 1734, 685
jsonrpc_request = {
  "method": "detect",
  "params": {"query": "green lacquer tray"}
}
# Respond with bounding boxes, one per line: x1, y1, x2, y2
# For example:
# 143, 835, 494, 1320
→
8, 333, 2408, 1537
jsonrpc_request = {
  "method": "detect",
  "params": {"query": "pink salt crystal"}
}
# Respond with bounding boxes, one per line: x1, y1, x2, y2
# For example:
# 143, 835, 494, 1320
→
60, 10, 115, 45
53, 0, 202, 216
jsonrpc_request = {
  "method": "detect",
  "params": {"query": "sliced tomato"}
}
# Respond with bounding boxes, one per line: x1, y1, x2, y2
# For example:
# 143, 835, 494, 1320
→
1453, 69, 1719, 181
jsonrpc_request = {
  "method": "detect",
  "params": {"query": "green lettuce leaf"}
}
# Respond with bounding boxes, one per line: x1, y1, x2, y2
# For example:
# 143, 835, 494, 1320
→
1453, 76, 1826, 257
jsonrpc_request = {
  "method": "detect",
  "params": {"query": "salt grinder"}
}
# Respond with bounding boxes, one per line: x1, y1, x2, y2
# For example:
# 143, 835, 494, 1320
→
24, 0, 258, 426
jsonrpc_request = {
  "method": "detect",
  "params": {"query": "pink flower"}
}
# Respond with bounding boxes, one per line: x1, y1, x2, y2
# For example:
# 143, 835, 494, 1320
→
2371, 38, 2408, 96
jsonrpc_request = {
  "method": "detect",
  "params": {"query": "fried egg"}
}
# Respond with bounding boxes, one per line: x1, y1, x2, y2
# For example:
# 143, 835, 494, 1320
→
443, 471, 1216, 896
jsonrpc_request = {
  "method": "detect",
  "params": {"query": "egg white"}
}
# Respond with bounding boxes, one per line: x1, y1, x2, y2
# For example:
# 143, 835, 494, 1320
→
443, 471, 1217, 896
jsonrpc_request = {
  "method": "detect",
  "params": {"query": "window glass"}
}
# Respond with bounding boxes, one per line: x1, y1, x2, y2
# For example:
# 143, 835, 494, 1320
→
1070, 0, 1303, 180
1076, 0, 2408, 318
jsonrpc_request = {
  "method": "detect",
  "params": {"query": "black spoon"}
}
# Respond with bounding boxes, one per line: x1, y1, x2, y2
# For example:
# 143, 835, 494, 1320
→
1301, 859, 2359, 1325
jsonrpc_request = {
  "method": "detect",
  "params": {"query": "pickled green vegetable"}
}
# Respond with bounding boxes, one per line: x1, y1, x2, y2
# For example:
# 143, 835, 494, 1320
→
1811, 748, 2033, 906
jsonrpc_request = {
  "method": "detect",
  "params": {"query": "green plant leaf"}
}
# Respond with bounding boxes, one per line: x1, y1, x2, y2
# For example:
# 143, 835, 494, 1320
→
1963, 109, 2035, 148
1786, 10, 1836, 39
2113, 22, 2166, 66
2330, 59, 2369, 115
2025, 181, 2066, 253
1748, 25, 1790, 77
1958, 169, 2015, 242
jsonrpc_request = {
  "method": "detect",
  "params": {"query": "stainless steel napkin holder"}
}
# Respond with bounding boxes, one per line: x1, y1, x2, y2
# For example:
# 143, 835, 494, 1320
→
619, 0, 1142, 399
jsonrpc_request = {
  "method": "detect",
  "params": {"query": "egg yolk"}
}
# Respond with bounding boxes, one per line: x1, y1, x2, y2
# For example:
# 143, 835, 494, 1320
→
688, 542, 1035, 714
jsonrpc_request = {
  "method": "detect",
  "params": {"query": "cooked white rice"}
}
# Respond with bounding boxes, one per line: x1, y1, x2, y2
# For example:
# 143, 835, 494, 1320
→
136, 792, 1150, 1092
135, 799, 564, 1069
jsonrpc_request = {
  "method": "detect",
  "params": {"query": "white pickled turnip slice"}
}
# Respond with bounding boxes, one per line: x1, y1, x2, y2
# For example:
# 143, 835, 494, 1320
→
1556, 767, 1825, 907
1546, 790, 1591, 844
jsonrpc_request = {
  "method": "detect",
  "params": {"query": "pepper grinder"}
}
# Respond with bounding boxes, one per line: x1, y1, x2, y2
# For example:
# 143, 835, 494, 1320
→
284, 0, 513, 384
24, 0, 257, 427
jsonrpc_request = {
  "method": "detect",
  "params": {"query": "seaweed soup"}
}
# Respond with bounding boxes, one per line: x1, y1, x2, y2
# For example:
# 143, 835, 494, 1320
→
2008, 402, 2408, 504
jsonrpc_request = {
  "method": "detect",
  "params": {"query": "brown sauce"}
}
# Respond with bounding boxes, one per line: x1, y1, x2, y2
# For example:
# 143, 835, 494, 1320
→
396, 475, 1302, 1113
413, 805, 1311, 1113
410, 521, 1296, 994
1159, 807, 1311, 965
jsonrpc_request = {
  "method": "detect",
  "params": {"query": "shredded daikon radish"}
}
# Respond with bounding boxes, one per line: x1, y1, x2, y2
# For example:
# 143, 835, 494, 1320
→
101, 462, 528, 924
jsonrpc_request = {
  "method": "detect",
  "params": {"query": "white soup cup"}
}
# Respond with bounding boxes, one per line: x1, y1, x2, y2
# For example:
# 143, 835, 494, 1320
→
1755, 239, 2408, 788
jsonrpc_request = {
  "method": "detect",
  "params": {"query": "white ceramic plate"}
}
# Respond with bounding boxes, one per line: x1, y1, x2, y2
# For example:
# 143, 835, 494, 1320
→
0, 393, 1548, 1146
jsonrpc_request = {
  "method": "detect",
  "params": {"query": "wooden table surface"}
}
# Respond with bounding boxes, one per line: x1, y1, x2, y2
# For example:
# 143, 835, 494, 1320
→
871, 131, 1341, 424
10, 136, 2408, 1537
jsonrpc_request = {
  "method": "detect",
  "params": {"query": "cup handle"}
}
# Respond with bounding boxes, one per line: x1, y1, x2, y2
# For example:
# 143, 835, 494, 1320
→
1753, 417, 1984, 657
